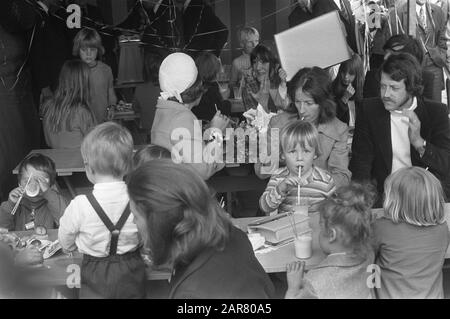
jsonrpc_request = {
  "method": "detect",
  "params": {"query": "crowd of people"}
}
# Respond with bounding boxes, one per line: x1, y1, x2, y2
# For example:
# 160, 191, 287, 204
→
0, 0, 450, 299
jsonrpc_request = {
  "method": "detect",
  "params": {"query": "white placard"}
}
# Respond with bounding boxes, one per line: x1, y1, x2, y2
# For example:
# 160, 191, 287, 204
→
275, 11, 351, 81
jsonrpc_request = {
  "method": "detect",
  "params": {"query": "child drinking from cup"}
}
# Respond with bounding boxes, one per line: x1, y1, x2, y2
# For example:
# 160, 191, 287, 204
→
58, 122, 146, 299
73, 28, 117, 123
285, 182, 376, 299
0, 153, 67, 231
374, 167, 450, 299
259, 120, 336, 215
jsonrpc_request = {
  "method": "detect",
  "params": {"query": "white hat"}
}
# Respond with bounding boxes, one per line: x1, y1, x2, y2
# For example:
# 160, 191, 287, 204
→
159, 52, 198, 104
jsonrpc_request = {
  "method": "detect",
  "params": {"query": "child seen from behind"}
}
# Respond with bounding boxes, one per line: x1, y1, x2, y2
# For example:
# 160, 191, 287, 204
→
285, 182, 376, 299
58, 122, 146, 299
374, 167, 450, 299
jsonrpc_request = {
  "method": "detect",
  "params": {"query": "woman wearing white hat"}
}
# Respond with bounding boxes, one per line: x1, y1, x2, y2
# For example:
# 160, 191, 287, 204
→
151, 52, 230, 180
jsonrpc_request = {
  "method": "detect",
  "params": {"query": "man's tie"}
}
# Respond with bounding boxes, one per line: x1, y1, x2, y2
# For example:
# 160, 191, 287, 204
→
418, 5, 427, 30
340, 0, 349, 22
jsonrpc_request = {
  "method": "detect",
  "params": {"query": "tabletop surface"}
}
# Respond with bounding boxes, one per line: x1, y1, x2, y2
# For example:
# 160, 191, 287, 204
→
12, 148, 84, 176
11, 203, 450, 287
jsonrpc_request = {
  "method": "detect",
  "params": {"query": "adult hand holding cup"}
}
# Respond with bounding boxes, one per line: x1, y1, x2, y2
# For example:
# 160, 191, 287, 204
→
210, 110, 230, 133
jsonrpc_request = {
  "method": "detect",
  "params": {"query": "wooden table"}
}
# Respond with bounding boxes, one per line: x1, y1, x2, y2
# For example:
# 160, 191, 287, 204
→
12, 204, 450, 288
14, 230, 172, 287
13, 148, 84, 197
13, 149, 268, 205
232, 214, 326, 272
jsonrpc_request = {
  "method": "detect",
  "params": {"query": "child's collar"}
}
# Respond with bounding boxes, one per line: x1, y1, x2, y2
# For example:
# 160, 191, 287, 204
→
20, 197, 47, 211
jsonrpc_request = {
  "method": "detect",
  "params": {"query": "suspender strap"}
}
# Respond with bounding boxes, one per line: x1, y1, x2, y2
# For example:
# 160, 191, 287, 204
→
86, 193, 131, 256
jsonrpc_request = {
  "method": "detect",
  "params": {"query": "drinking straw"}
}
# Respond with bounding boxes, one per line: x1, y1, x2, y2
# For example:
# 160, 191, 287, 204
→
288, 212, 298, 239
297, 166, 301, 206
11, 173, 33, 216
214, 103, 218, 112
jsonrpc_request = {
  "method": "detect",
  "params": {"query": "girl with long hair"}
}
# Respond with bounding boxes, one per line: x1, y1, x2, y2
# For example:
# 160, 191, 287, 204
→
42, 59, 96, 149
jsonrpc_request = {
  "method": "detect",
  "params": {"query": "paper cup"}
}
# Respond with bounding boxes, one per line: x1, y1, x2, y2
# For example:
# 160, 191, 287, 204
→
25, 181, 40, 197
294, 235, 312, 259
233, 86, 242, 100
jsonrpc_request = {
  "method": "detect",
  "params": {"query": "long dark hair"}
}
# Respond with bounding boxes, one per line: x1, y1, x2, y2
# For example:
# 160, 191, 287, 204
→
332, 54, 364, 102
42, 60, 96, 134
250, 44, 282, 88
127, 160, 232, 267
287, 67, 336, 124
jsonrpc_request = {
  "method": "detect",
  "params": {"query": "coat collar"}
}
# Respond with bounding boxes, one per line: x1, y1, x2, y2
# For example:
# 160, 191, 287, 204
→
168, 247, 216, 298
156, 98, 190, 111
372, 97, 430, 169
317, 118, 343, 141
314, 252, 370, 269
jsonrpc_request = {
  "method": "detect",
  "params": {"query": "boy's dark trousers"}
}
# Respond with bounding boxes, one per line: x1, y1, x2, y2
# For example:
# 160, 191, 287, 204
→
80, 250, 146, 299
79, 193, 146, 299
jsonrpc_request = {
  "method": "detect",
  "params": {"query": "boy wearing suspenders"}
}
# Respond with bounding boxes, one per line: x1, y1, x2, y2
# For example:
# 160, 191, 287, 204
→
59, 122, 146, 298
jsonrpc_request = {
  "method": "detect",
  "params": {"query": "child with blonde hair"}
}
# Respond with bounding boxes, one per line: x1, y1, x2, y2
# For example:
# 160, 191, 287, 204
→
285, 182, 376, 299
259, 120, 336, 215
230, 27, 260, 89
59, 122, 146, 299
374, 167, 450, 299
73, 28, 117, 122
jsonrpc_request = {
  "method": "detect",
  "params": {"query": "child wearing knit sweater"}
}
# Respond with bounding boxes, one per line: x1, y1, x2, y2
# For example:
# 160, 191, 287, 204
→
259, 120, 336, 215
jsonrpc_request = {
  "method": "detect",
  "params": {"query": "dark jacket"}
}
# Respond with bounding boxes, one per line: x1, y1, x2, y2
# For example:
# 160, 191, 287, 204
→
168, 225, 275, 299
350, 97, 450, 205
191, 82, 231, 121
137, 0, 228, 58
373, 2, 447, 96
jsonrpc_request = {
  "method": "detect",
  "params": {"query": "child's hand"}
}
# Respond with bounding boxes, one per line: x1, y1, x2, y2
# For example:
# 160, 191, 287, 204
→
276, 176, 302, 196
341, 84, 355, 104
38, 178, 50, 194
285, 261, 305, 298
278, 68, 287, 84
15, 246, 43, 266
8, 187, 24, 204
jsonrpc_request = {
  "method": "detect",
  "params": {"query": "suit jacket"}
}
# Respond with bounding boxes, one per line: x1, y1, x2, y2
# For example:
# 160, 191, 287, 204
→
375, 2, 447, 87
168, 225, 275, 299
350, 97, 450, 204
139, 0, 228, 58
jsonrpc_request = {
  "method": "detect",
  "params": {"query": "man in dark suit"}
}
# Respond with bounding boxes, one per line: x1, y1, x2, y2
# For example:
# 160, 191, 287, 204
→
125, 0, 228, 58
374, 0, 447, 102
351, 53, 450, 206
364, 34, 436, 100
288, 0, 359, 53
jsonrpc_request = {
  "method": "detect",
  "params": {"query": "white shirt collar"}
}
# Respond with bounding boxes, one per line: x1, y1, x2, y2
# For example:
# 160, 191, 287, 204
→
390, 97, 418, 116
37, 1, 49, 13
416, 3, 426, 17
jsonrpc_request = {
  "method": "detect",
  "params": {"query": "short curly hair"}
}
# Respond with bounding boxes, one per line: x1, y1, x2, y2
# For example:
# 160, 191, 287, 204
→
379, 52, 424, 97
